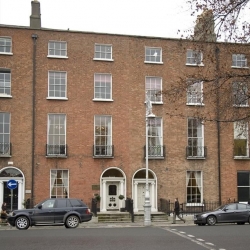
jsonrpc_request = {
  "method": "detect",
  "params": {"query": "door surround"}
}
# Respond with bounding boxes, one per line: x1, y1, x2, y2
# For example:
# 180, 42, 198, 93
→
100, 167, 126, 212
132, 168, 157, 212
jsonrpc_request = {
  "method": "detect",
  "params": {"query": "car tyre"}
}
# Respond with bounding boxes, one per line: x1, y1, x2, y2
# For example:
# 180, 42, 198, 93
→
207, 215, 216, 226
15, 216, 30, 230
65, 215, 79, 229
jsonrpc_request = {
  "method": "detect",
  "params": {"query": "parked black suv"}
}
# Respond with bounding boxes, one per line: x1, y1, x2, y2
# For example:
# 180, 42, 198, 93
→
8, 198, 93, 230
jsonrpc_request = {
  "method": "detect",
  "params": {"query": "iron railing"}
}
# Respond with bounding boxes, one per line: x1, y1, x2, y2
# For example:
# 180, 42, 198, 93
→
144, 145, 165, 158
159, 199, 221, 215
186, 146, 207, 158
46, 144, 67, 156
0, 142, 11, 156
93, 145, 114, 157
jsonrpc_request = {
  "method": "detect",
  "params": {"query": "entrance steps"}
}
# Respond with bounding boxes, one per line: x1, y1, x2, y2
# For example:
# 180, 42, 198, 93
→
97, 212, 168, 223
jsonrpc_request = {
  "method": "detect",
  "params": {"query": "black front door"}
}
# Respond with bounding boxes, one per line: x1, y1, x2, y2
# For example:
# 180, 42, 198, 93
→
3, 181, 18, 211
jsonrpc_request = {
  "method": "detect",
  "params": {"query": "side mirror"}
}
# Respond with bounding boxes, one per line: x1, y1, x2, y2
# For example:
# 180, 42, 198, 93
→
223, 208, 228, 211
38, 205, 42, 209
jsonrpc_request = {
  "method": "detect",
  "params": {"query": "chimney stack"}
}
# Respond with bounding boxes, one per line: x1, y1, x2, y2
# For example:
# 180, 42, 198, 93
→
30, 0, 41, 29
194, 9, 216, 42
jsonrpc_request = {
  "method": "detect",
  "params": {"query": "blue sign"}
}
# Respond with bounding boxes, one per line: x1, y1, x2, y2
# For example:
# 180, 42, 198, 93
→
7, 179, 17, 190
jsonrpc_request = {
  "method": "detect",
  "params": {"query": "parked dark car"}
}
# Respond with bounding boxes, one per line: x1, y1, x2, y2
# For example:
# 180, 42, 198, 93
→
194, 203, 250, 226
8, 198, 92, 230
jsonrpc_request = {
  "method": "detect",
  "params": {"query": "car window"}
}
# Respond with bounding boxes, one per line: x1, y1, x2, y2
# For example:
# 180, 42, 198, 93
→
238, 204, 247, 210
226, 204, 236, 210
42, 199, 55, 208
56, 199, 72, 208
69, 199, 84, 207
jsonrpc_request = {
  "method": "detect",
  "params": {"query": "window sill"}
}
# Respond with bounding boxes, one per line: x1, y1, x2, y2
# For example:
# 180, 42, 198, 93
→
186, 103, 204, 106
93, 58, 114, 62
185, 63, 204, 67
46, 155, 67, 158
0, 155, 11, 158
147, 156, 165, 160
47, 55, 68, 59
0, 94, 12, 98
93, 99, 114, 102
144, 101, 163, 105
187, 157, 206, 160
233, 104, 249, 108
186, 203, 204, 207
231, 66, 249, 69
144, 61, 163, 65
234, 156, 250, 160
46, 97, 68, 100
0, 52, 13, 56
93, 156, 114, 159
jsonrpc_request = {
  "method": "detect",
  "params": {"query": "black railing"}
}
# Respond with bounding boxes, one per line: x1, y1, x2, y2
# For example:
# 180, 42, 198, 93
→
0, 142, 11, 156
186, 146, 207, 158
159, 199, 221, 215
46, 144, 67, 156
125, 198, 134, 222
93, 145, 114, 157
144, 145, 165, 158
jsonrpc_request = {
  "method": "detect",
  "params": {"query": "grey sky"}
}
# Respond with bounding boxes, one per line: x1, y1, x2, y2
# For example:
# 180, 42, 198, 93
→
0, 0, 196, 38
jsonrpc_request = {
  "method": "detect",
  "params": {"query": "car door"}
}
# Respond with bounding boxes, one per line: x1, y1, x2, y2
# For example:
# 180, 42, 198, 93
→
236, 203, 248, 222
54, 199, 72, 223
32, 199, 56, 224
219, 204, 237, 222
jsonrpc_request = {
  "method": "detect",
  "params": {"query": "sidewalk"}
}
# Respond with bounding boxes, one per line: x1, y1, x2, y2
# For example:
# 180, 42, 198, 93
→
0, 215, 195, 230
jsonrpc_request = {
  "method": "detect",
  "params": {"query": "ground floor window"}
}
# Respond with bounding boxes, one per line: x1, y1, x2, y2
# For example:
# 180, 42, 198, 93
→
186, 171, 202, 203
237, 171, 250, 202
50, 169, 69, 198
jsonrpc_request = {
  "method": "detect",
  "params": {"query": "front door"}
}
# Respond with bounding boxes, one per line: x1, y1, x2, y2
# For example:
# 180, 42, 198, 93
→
3, 182, 18, 211
106, 183, 119, 210
137, 183, 145, 210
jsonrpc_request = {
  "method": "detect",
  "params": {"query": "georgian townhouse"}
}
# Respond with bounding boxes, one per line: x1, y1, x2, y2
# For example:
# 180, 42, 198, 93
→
0, 0, 249, 212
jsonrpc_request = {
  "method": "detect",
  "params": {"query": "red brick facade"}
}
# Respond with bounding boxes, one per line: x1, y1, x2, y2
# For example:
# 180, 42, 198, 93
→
0, 21, 250, 211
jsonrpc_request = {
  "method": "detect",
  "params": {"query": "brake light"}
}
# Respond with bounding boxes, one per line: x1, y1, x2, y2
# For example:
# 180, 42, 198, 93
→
86, 209, 91, 214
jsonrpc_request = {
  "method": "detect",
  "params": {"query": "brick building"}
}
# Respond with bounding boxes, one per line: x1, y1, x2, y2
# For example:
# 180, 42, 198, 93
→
0, 1, 250, 211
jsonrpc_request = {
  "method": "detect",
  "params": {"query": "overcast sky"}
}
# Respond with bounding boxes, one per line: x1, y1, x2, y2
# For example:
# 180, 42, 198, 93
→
0, 0, 197, 38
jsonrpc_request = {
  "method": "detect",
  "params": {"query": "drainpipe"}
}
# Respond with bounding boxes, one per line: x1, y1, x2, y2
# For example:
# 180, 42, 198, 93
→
31, 34, 38, 207
215, 46, 221, 205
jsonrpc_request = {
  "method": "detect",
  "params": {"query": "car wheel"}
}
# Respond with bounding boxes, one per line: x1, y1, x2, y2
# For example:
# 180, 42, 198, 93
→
15, 216, 30, 230
207, 215, 216, 226
66, 215, 79, 229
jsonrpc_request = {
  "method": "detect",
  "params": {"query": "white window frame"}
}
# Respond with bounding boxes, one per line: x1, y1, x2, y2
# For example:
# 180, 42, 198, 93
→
148, 117, 163, 157
48, 41, 67, 58
145, 77, 162, 104
234, 121, 249, 158
145, 47, 163, 64
50, 169, 69, 198
47, 114, 66, 156
186, 171, 203, 205
0, 112, 10, 156
186, 80, 204, 105
0, 37, 12, 55
0, 69, 11, 97
94, 44, 113, 61
233, 82, 249, 107
232, 54, 247, 68
187, 118, 205, 158
47, 71, 67, 100
186, 49, 203, 66
93, 73, 113, 101
94, 115, 112, 157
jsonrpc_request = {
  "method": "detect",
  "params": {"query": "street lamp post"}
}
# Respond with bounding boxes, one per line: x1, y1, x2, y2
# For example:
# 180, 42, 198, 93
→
144, 93, 155, 226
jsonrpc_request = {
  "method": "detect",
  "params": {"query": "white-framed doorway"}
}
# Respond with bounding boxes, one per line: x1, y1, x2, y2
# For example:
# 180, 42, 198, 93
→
132, 168, 157, 212
100, 167, 126, 212
0, 166, 25, 210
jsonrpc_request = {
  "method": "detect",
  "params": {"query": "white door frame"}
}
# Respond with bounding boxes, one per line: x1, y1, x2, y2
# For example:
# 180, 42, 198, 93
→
132, 168, 157, 212
0, 166, 25, 210
100, 167, 126, 212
